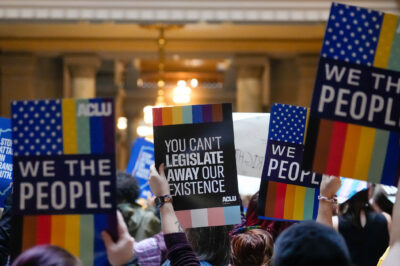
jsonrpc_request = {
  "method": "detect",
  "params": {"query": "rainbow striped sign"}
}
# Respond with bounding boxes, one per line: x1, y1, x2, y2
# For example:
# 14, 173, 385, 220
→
260, 181, 319, 221
11, 99, 117, 266
153, 103, 241, 228
304, 3, 400, 186
258, 104, 321, 221
152, 104, 224, 126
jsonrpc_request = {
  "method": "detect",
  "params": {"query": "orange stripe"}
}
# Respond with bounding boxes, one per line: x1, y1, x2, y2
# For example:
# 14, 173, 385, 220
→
340, 124, 362, 177
283, 184, 296, 220
51, 215, 66, 247
162, 108, 173, 126
22, 216, 37, 251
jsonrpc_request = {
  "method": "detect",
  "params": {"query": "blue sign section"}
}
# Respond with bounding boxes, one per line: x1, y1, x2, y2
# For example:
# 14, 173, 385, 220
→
262, 140, 322, 189
311, 56, 400, 132
13, 154, 116, 215
0, 117, 12, 207
126, 138, 154, 198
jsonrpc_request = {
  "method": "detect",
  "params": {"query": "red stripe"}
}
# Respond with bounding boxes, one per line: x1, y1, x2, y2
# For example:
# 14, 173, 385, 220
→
326, 122, 348, 176
152, 108, 163, 126
36, 215, 51, 245
273, 183, 287, 219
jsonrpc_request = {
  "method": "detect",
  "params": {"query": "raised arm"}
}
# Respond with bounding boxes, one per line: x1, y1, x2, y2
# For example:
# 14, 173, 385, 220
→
382, 180, 400, 266
149, 164, 200, 266
316, 175, 341, 228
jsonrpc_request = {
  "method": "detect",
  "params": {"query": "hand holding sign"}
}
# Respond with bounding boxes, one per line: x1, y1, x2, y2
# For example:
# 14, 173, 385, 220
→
149, 164, 170, 197
320, 176, 341, 199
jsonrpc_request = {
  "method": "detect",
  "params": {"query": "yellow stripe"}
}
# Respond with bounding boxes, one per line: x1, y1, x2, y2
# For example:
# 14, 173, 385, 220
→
51, 215, 66, 247
283, 184, 295, 220
65, 215, 80, 257
340, 124, 361, 178
62, 99, 77, 154
353, 126, 376, 180
374, 14, 398, 68
172, 106, 183, 125
293, 186, 306, 220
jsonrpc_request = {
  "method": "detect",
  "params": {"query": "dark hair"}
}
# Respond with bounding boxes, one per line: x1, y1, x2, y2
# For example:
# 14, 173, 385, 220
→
185, 225, 233, 265
116, 171, 140, 203
339, 189, 373, 227
11, 245, 81, 266
372, 186, 393, 215
273, 221, 351, 266
231, 228, 273, 266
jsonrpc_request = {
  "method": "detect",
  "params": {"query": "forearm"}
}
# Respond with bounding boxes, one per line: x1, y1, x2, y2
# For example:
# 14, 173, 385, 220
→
160, 203, 183, 234
390, 182, 400, 245
317, 201, 333, 228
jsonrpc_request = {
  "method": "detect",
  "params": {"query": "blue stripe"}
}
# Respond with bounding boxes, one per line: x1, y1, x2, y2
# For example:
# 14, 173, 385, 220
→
89, 99, 104, 154
258, 216, 300, 223
192, 105, 203, 123
381, 132, 400, 186
94, 214, 109, 266
312, 188, 320, 219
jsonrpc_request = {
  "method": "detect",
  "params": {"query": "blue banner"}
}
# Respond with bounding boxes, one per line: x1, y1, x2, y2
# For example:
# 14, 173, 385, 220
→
0, 117, 12, 208
126, 138, 154, 198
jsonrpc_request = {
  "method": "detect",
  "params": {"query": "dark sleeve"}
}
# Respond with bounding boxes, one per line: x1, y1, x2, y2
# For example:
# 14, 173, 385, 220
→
0, 193, 12, 266
164, 232, 200, 266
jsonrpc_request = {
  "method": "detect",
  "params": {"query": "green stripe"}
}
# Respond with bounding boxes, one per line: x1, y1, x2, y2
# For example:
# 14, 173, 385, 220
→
368, 129, 390, 183
75, 99, 91, 154
387, 18, 400, 71
182, 106, 192, 124
80, 215, 94, 265
302, 187, 315, 220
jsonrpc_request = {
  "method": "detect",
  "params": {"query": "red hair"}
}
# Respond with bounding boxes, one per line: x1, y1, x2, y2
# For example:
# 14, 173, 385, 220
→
231, 229, 273, 266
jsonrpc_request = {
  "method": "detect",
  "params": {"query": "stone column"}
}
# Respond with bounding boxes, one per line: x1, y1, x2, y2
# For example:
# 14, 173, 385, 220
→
63, 55, 101, 98
295, 55, 319, 107
0, 54, 37, 117
234, 56, 270, 112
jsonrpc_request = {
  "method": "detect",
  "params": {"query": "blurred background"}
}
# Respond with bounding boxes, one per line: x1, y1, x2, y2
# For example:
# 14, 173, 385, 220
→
0, 0, 398, 170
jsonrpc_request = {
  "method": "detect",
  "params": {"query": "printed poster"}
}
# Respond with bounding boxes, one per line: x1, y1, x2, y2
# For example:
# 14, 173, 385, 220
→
11, 99, 117, 266
0, 117, 12, 207
152, 103, 241, 228
126, 137, 154, 198
303, 3, 400, 186
258, 104, 322, 221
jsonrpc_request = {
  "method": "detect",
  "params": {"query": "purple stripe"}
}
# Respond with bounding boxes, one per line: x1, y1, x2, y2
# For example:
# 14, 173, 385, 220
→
202, 105, 213, 123
102, 98, 115, 154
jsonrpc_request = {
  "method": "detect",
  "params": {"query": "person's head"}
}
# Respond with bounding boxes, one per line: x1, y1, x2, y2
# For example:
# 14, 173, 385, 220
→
116, 171, 140, 203
273, 221, 351, 266
185, 225, 233, 265
339, 189, 373, 226
12, 245, 81, 266
231, 228, 273, 266
372, 185, 393, 215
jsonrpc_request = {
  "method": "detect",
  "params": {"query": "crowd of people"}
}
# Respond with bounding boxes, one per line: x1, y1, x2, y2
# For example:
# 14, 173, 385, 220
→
4, 163, 400, 266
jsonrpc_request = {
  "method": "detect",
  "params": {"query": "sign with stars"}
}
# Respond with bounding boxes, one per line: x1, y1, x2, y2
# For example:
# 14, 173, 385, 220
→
303, 3, 400, 186
258, 104, 322, 222
11, 98, 117, 266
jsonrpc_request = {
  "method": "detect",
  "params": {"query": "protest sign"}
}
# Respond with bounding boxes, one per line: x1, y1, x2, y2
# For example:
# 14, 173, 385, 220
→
11, 99, 117, 266
126, 137, 154, 198
233, 113, 270, 178
0, 117, 12, 208
152, 103, 241, 228
258, 104, 322, 221
303, 3, 400, 186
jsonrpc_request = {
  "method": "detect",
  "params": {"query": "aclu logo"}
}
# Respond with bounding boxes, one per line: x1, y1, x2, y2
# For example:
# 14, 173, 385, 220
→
222, 196, 236, 203
77, 102, 112, 117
